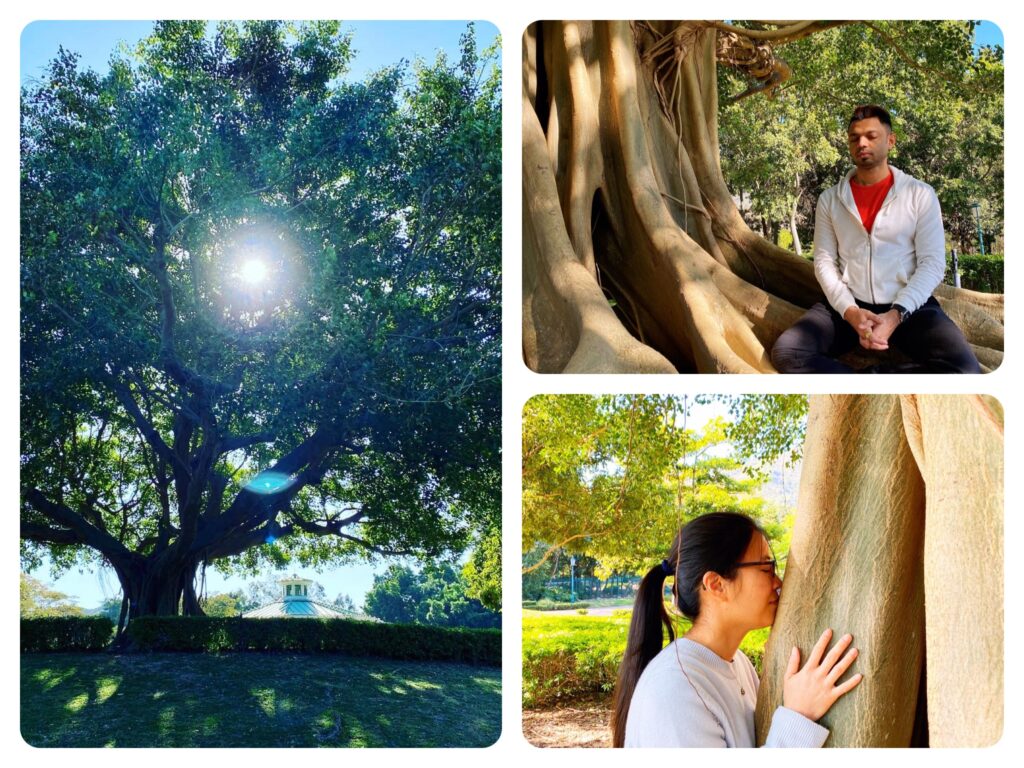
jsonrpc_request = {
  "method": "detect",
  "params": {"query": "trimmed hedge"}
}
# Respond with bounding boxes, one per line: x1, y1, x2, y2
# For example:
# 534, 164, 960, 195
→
22, 616, 114, 652
522, 613, 768, 708
947, 252, 1003, 293
527, 599, 592, 611
125, 616, 501, 666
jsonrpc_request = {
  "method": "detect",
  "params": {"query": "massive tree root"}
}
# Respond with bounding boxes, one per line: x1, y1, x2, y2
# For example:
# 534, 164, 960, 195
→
755, 394, 1003, 746
522, 21, 1004, 373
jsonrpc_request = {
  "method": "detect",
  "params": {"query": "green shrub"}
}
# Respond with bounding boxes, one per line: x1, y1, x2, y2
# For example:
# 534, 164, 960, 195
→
531, 599, 591, 611
21, 616, 114, 652
523, 614, 630, 707
947, 252, 1003, 293
125, 616, 500, 665
522, 614, 769, 708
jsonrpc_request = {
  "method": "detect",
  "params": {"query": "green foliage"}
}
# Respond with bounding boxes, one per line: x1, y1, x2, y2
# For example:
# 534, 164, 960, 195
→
522, 395, 805, 574
462, 520, 501, 610
522, 613, 769, 708
948, 252, 1003, 293
201, 591, 245, 617
531, 600, 592, 611
21, 616, 114, 651
124, 616, 500, 665
522, 614, 628, 707
20, 573, 84, 617
364, 563, 500, 628
20, 21, 502, 609
98, 597, 123, 622
699, 394, 809, 468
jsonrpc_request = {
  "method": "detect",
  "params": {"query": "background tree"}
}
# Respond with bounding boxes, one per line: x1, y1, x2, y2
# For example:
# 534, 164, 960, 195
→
20, 573, 84, 617
21, 21, 501, 622
461, 519, 501, 610
522, 20, 1002, 373
332, 592, 356, 612
522, 394, 804, 574
755, 394, 1002, 747
200, 591, 245, 617
363, 563, 500, 628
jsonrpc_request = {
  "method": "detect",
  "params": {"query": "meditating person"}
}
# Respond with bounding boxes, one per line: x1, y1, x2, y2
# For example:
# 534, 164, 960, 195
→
611, 512, 862, 747
772, 104, 979, 373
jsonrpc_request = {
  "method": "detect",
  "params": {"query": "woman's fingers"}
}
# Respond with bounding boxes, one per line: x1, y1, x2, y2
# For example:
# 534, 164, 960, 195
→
785, 645, 801, 679
826, 646, 859, 684
831, 672, 864, 699
821, 632, 854, 672
806, 627, 833, 669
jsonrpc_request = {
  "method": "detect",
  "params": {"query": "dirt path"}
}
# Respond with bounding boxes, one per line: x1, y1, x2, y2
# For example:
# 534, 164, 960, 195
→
522, 697, 612, 748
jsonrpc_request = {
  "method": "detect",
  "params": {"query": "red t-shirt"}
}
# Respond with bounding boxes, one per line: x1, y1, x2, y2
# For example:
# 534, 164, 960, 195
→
850, 170, 894, 233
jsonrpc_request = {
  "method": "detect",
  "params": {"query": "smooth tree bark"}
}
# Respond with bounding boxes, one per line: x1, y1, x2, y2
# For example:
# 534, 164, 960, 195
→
755, 394, 1003, 746
522, 21, 1004, 373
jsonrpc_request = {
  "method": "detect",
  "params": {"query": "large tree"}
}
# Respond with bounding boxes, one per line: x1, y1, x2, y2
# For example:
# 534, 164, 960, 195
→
21, 22, 501, 623
522, 21, 1003, 373
755, 394, 1003, 747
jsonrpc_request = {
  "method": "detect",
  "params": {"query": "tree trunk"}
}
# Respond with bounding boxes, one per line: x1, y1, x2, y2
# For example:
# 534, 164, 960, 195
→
115, 555, 206, 626
522, 21, 1004, 372
755, 394, 1003, 746
899, 395, 1003, 747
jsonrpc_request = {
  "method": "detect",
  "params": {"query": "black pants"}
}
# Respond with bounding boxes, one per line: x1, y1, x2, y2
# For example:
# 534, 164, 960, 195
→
772, 297, 981, 374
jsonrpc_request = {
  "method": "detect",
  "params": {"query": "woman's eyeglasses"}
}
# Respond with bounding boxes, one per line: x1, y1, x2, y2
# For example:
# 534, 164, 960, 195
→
734, 559, 777, 577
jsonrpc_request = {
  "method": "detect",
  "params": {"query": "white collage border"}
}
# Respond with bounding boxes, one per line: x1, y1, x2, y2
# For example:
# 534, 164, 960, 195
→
1, 3, 1018, 767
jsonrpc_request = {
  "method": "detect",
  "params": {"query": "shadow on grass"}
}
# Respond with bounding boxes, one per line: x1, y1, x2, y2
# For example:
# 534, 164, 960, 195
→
21, 652, 501, 748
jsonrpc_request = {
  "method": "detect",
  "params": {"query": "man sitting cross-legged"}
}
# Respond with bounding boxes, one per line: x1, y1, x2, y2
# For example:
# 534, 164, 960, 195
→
772, 104, 979, 374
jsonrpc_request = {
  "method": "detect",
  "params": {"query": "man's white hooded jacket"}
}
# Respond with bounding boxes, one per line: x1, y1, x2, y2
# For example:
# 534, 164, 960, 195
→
812, 166, 946, 317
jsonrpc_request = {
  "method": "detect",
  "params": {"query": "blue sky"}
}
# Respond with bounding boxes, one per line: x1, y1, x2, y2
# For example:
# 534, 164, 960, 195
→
973, 20, 1004, 50
19, 19, 498, 611
21, 20, 499, 85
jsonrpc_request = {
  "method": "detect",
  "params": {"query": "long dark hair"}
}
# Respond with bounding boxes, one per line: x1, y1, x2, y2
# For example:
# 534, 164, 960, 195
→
610, 512, 763, 747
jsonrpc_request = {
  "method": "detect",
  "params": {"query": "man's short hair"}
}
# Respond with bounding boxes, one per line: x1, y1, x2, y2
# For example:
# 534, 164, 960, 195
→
848, 105, 893, 130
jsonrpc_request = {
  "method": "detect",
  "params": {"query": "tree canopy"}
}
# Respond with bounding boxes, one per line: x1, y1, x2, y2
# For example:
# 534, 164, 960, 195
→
363, 562, 500, 628
21, 21, 501, 619
20, 572, 85, 617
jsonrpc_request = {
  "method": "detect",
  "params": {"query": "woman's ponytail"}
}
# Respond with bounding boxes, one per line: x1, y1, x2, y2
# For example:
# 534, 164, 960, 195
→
610, 559, 675, 747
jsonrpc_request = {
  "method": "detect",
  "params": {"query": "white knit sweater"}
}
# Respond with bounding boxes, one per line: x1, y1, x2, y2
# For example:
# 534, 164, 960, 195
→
624, 638, 830, 748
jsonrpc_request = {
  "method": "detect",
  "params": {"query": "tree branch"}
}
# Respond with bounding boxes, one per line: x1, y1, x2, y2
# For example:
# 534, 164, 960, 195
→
222, 432, 275, 452
21, 521, 85, 546
24, 489, 134, 565
105, 374, 189, 475
522, 532, 606, 574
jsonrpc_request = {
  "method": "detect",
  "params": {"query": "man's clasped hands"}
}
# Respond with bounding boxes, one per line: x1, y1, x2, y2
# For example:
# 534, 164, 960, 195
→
842, 306, 900, 350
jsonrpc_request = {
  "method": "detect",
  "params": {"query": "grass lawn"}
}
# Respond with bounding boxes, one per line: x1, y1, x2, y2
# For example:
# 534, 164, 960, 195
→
21, 652, 501, 747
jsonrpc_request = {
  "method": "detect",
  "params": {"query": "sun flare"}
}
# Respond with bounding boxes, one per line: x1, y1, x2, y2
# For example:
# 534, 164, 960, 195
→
240, 259, 269, 285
